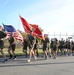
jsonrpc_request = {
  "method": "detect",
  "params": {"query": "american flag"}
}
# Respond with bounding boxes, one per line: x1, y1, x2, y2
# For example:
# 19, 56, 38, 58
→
3, 24, 23, 42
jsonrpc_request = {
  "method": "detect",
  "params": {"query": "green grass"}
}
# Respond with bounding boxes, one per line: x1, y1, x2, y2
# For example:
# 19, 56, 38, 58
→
0, 48, 43, 57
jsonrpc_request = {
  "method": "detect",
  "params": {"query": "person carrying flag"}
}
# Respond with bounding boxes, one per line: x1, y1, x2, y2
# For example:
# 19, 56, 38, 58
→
0, 26, 8, 63
27, 32, 37, 62
3, 24, 23, 60
8, 32, 16, 60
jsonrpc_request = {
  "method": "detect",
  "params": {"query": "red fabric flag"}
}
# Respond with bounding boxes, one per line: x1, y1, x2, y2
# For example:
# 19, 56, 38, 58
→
20, 16, 43, 39
20, 16, 31, 33
5, 31, 23, 42
29, 24, 43, 39
13, 30, 23, 42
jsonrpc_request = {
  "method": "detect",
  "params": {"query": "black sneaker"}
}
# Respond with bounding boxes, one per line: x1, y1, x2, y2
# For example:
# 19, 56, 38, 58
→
9, 55, 13, 59
9, 57, 13, 59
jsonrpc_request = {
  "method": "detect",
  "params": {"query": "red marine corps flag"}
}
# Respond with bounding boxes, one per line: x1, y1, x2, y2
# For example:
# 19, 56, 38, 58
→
29, 24, 43, 39
20, 16, 43, 39
19, 16, 31, 33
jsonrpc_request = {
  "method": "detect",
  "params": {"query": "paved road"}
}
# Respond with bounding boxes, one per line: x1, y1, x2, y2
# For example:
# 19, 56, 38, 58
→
0, 55, 74, 75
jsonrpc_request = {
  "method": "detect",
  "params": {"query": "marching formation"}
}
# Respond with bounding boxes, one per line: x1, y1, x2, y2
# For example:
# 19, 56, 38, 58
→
0, 24, 74, 63
0, 16, 74, 63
